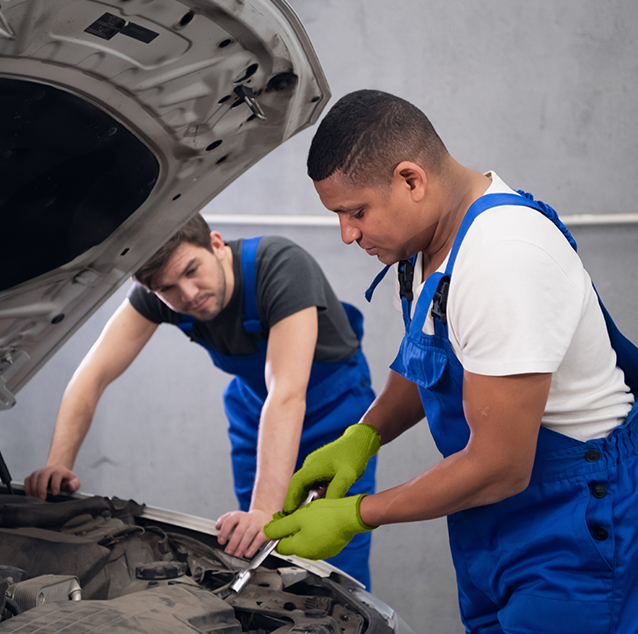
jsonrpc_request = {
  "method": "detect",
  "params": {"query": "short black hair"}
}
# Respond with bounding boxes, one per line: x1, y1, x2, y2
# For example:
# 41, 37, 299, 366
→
307, 89, 448, 186
133, 213, 213, 289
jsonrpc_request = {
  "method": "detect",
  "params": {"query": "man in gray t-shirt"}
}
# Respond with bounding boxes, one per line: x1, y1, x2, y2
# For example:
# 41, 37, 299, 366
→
128, 235, 360, 362
25, 214, 377, 588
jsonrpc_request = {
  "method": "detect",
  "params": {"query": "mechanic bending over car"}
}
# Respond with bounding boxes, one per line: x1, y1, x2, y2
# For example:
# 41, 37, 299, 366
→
264, 90, 638, 634
25, 214, 377, 589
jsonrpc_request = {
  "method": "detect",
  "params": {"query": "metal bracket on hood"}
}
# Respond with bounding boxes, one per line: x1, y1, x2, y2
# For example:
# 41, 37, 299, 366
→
0, 9, 15, 40
0, 350, 30, 410
234, 85, 266, 120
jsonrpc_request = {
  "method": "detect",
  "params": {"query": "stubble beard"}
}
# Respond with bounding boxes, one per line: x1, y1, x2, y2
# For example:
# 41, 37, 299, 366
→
188, 266, 227, 321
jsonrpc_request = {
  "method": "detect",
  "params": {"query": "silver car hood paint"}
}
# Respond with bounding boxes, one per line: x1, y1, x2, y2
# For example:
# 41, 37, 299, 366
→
0, 0, 329, 408
139, 503, 363, 583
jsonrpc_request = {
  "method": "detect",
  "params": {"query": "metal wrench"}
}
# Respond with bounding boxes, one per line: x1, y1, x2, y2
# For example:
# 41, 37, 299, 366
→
221, 484, 327, 598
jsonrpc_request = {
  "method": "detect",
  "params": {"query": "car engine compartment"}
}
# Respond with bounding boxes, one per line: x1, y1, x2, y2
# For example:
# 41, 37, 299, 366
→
0, 492, 394, 633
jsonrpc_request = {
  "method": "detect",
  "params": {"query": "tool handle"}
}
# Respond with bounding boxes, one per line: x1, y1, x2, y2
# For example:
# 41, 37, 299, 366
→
299, 482, 328, 506
240, 485, 327, 574
227, 483, 328, 596
253, 484, 327, 564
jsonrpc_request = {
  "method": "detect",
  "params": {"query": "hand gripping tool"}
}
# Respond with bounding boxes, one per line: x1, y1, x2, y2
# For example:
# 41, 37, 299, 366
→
218, 484, 326, 598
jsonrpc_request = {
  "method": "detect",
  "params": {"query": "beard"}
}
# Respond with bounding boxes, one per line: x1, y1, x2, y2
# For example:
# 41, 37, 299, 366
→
185, 266, 227, 321
187, 291, 225, 321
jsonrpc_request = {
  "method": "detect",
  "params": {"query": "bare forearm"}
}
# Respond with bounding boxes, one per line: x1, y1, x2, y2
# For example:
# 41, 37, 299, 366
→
360, 370, 425, 445
47, 370, 105, 468
250, 394, 305, 515
360, 446, 530, 526
360, 372, 550, 526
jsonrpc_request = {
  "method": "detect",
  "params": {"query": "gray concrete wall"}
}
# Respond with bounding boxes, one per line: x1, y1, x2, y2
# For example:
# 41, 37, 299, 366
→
2, 2, 638, 633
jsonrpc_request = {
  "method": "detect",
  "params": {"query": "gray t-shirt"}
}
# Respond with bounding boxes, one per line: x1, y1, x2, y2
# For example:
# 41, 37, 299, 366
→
128, 236, 360, 361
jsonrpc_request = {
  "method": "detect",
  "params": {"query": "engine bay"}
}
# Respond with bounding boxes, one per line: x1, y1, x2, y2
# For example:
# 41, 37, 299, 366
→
0, 493, 392, 633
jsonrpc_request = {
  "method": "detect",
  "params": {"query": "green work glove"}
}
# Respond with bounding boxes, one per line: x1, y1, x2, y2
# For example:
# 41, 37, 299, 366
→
264, 495, 377, 560
282, 423, 381, 514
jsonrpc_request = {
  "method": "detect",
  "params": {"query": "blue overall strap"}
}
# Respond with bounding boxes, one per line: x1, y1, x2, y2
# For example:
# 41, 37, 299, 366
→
441, 190, 638, 393
365, 255, 418, 332
424, 191, 572, 332
411, 191, 572, 336
241, 237, 264, 334
177, 313, 196, 336
516, 189, 578, 251
443, 192, 564, 276
409, 271, 446, 336
364, 264, 391, 302
595, 285, 638, 394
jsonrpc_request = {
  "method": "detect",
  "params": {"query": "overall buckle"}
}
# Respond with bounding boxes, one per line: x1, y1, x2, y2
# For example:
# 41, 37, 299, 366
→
398, 259, 414, 302
431, 277, 450, 325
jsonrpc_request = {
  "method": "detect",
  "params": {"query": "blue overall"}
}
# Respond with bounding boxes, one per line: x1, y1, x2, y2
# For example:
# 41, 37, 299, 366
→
382, 192, 638, 633
178, 237, 377, 588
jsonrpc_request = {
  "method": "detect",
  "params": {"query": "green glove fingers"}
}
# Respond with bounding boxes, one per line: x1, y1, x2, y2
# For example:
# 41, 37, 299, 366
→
282, 423, 382, 514
264, 495, 377, 561
324, 465, 359, 500
284, 463, 332, 512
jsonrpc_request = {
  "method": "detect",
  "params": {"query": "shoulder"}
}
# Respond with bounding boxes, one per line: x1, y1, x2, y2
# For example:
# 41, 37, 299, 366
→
257, 236, 311, 257
469, 174, 576, 261
127, 282, 159, 310
127, 282, 179, 325
460, 203, 584, 285
447, 202, 592, 374
253, 237, 331, 325
256, 236, 322, 274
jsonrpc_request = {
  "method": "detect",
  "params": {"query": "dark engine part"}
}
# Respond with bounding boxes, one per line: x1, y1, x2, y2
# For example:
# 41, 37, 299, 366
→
6, 574, 81, 612
0, 585, 241, 634
0, 495, 145, 601
0, 494, 386, 633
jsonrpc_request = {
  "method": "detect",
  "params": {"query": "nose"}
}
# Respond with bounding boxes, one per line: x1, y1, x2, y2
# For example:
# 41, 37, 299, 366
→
339, 216, 361, 245
179, 279, 199, 304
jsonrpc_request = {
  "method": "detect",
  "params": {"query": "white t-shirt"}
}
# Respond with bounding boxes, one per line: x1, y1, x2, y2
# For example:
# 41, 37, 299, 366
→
394, 172, 634, 441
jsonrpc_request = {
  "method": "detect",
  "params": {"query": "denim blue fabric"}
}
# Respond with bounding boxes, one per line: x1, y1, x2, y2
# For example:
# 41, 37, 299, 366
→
179, 237, 376, 588
390, 192, 638, 633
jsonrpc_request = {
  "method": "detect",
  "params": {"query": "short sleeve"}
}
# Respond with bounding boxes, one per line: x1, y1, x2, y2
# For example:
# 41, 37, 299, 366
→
255, 237, 329, 328
448, 212, 590, 376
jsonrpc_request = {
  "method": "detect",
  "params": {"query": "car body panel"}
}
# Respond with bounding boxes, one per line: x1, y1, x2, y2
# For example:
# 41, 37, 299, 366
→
0, 0, 329, 408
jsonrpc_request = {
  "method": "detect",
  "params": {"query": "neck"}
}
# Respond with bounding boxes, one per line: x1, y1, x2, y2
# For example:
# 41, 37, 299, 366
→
221, 245, 235, 308
421, 162, 491, 279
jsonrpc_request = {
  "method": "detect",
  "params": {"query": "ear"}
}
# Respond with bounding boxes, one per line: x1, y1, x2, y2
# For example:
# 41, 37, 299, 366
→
209, 231, 225, 253
393, 161, 427, 202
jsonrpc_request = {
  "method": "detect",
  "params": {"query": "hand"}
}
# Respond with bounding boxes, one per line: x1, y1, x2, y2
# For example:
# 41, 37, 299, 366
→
24, 466, 81, 499
215, 509, 271, 559
264, 495, 377, 560
283, 423, 381, 514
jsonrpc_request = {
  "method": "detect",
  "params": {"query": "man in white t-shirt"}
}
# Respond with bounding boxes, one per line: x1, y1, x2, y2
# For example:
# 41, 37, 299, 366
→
264, 89, 638, 634
394, 170, 633, 441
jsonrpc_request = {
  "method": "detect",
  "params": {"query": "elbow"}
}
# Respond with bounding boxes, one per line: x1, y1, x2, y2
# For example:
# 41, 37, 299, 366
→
483, 467, 532, 505
462, 440, 535, 506
498, 473, 531, 500
464, 449, 533, 506
265, 387, 306, 413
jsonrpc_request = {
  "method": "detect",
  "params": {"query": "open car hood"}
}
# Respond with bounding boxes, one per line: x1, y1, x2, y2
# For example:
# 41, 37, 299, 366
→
0, 0, 330, 408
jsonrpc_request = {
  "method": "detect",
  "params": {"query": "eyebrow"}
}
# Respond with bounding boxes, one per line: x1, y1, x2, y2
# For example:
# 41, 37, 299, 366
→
333, 204, 364, 214
153, 258, 198, 292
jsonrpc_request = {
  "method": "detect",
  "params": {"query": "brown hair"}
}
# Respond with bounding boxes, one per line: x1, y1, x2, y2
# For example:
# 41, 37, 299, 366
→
133, 213, 212, 289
